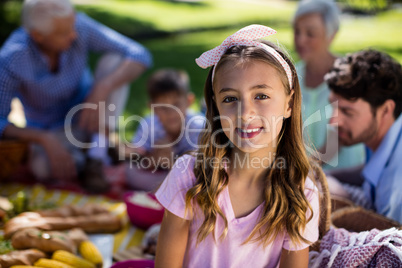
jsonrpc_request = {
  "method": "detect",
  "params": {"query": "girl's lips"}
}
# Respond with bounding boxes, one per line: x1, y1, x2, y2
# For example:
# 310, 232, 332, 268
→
235, 127, 263, 139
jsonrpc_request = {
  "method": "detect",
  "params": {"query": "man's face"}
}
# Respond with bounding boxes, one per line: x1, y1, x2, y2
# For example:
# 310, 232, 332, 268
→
32, 13, 77, 53
329, 92, 378, 146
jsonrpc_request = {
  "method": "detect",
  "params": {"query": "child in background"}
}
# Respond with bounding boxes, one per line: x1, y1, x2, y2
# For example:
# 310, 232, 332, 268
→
155, 25, 322, 268
125, 69, 205, 192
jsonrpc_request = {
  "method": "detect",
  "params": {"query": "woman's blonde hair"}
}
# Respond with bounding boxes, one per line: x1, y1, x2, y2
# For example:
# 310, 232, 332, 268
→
186, 41, 315, 247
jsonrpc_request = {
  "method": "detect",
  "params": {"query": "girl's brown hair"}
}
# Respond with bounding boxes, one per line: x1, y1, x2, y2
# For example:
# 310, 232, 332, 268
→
186, 41, 314, 247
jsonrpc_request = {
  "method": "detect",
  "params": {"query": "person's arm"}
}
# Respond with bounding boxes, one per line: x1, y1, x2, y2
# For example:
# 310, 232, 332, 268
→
90, 59, 147, 99
279, 248, 309, 268
325, 164, 365, 186
3, 125, 77, 181
280, 178, 320, 268
78, 59, 146, 133
80, 12, 152, 68
0, 55, 77, 181
75, 13, 152, 133
155, 210, 189, 268
386, 199, 402, 224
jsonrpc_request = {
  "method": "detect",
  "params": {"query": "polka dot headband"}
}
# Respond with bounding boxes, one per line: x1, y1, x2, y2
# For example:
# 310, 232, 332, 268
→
195, 24, 293, 89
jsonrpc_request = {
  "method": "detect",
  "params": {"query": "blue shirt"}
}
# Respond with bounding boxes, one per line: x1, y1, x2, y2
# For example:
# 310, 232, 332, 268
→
0, 12, 152, 137
132, 112, 206, 156
362, 114, 402, 223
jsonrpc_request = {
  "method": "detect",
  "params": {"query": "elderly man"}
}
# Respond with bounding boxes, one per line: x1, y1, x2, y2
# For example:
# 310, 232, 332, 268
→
0, 0, 152, 192
325, 49, 402, 223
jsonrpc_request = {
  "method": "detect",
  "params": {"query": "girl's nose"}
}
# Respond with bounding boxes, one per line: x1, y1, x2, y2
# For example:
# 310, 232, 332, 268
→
239, 100, 256, 121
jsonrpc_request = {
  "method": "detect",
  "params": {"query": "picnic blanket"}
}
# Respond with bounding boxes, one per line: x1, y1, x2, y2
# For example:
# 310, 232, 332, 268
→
309, 227, 402, 267
0, 182, 145, 254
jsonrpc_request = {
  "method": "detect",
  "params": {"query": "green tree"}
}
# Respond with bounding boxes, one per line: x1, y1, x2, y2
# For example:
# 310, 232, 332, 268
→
0, 0, 22, 44
338, 0, 392, 14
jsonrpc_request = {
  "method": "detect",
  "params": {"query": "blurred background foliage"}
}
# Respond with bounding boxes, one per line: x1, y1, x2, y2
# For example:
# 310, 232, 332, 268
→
1, 0, 401, 139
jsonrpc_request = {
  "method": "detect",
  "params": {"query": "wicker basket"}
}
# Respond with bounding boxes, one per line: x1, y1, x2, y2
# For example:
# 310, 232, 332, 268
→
331, 196, 356, 212
0, 140, 28, 180
331, 206, 401, 232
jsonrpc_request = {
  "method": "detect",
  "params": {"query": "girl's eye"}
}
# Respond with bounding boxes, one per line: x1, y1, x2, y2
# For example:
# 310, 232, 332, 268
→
222, 96, 237, 103
256, 94, 269, 100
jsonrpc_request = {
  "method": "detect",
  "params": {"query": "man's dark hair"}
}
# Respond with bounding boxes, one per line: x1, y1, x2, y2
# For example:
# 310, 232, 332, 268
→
325, 49, 402, 118
147, 69, 190, 101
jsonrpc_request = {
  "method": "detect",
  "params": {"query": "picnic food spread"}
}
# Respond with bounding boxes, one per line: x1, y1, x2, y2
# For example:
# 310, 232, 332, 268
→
0, 194, 122, 268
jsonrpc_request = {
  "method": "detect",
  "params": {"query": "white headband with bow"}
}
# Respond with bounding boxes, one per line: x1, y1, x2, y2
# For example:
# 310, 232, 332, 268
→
195, 24, 293, 89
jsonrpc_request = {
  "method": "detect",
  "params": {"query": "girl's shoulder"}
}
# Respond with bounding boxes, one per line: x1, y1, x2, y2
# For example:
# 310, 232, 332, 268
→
155, 154, 197, 220
173, 154, 197, 172
163, 154, 197, 189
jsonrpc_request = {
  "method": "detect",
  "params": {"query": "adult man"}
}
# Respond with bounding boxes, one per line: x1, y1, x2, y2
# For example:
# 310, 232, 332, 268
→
325, 49, 402, 223
0, 0, 152, 192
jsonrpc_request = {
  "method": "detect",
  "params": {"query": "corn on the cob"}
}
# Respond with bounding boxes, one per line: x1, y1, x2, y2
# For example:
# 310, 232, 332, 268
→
10, 266, 45, 268
34, 258, 75, 268
79, 241, 103, 266
52, 250, 96, 268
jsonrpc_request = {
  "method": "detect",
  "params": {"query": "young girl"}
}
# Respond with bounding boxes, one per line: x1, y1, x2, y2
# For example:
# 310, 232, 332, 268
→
155, 25, 321, 268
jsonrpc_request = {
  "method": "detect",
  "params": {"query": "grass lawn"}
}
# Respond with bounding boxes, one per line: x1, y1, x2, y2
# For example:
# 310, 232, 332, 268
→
75, 0, 296, 37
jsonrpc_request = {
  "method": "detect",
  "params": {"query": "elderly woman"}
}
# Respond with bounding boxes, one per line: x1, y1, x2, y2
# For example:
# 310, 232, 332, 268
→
293, 0, 365, 170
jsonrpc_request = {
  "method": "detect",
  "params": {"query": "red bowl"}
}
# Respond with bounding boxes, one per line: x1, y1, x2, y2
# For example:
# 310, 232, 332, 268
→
111, 259, 155, 268
123, 191, 164, 230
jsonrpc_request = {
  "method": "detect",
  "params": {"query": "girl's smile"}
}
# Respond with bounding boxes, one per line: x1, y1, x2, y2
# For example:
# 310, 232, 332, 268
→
236, 126, 263, 139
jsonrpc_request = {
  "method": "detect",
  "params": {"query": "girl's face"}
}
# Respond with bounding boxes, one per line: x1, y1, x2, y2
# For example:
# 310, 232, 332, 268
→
214, 60, 293, 154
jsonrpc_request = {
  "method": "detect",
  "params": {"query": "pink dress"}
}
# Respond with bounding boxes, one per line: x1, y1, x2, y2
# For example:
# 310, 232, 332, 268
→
156, 154, 319, 268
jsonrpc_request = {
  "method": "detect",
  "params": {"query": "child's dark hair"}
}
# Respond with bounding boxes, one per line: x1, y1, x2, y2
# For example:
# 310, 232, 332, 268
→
147, 69, 190, 101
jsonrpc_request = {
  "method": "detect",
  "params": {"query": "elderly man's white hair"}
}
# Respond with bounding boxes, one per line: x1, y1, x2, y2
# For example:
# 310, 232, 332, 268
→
293, 0, 340, 38
22, 0, 74, 34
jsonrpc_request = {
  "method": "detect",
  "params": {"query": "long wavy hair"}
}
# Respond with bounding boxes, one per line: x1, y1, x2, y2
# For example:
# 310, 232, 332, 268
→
186, 41, 314, 247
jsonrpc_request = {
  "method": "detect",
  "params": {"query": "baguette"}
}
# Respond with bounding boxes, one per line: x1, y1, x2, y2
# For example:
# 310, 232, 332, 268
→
4, 212, 122, 239
36, 204, 109, 218
66, 228, 89, 246
0, 249, 45, 267
11, 228, 76, 253
3, 212, 50, 239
